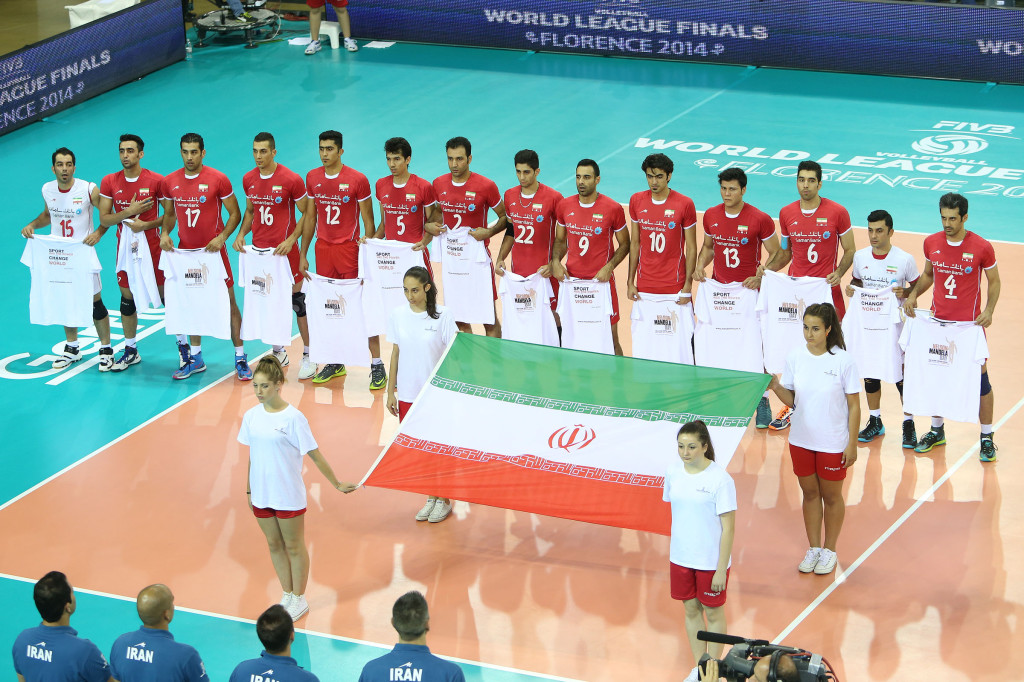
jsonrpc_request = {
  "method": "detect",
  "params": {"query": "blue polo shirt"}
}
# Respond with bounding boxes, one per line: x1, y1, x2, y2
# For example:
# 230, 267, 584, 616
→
228, 651, 319, 682
109, 627, 207, 682
358, 644, 465, 682
12, 624, 110, 682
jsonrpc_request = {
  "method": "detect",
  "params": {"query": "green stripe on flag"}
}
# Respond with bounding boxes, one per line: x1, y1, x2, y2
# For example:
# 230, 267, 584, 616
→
436, 335, 770, 418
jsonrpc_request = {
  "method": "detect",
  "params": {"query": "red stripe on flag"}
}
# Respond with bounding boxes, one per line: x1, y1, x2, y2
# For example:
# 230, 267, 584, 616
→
365, 439, 671, 535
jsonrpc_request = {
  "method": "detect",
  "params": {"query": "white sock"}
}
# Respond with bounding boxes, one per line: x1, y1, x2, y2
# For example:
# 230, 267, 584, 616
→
303, 346, 310, 355
904, 415, 913, 422
273, 345, 285, 353
931, 417, 944, 429
67, 340, 80, 350
981, 424, 993, 436
371, 358, 383, 366
176, 334, 187, 344
235, 345, 244, 356
870, 409, 881, 418
190, 344, 202, 355
125, 338, 137, 348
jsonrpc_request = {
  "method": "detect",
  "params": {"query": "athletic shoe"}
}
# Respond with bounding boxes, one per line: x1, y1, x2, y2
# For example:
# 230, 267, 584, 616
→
304, 39, 321, 55
914, 427, 946, 453
235, 354, 253, 381
344, 37, 359, 52
755, 396, 771, 429
857, 415, 885, 442
312, 363, 346, 384
428, 499, 453, 523
979, 436, 998, 463
369, 363, 387, 390
173, 351, 206, 380
798, 547, 821, 573
684, 666, 700, 682
52, 345, 81, 369
177, 341, 190, 369
272, 349, 290, 367
814, 549, 838, 575
97, 347, 114, 372
234, 10, 253, 22
298, 354, 315, 380
287, 594, 309, 621
415, 497, 437, 521
279, 592, 294, 609
768, 407, 793, 431
110, 346, 141, 372
902, 419, 917, 449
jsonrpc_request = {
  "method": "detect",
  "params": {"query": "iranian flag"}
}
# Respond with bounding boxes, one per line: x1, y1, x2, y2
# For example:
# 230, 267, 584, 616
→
363, 335, 769, 535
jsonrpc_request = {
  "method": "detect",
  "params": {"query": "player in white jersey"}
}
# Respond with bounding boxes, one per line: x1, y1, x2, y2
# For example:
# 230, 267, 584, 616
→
845, 210, 919, 447
21, 147, 114, 371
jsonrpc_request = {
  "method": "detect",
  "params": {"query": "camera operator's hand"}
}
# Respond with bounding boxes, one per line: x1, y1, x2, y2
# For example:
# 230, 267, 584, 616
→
699, 659, 719, 681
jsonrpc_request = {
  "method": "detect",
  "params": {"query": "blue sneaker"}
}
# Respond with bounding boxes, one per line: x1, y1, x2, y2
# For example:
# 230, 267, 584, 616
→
235, 353, 253, 381
768, 407, 793, 431
177, 341, 190, 369
173, 351, 206, 380
979, 436, 998, 462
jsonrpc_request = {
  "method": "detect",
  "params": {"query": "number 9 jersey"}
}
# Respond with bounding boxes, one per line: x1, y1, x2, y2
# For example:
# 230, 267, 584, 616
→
42, 178, 96, 239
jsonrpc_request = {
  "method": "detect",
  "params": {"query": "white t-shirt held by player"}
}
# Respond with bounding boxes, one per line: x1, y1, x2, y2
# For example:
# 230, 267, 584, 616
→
302, 274, 371, 366
781, 345, 860, 453
21, 235, 103, 327
439, 226, 495, 325
160, 249, 231, 339
757, 270, 832, 374
556, 279, 614, 355
663, 458, 737, 570
843, 285, 904, 384
238, 403, 319, 511
359, 238, 429, 337
630, 294, 695, 364
497, 272, 559, 347
693, 280, 763, 373
386, 304, 459, 403
899, 316, 988, 424
238, 247, 294, 347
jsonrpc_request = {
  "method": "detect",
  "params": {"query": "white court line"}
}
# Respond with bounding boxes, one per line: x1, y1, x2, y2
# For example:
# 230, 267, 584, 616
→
0, 572, 582, 681
773, 393, 1024, 644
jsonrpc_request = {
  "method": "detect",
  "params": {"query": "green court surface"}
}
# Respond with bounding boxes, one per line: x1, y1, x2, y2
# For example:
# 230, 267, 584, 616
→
3, 29, 1023, 680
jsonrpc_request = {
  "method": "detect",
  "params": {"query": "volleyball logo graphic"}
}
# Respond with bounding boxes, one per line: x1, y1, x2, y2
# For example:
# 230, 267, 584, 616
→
548, 424, 597, 453
911, 134, 988, 156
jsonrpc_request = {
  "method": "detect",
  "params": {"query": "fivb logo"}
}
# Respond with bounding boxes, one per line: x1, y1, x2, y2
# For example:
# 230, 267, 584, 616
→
911, 121, 1016, 156
549, 424, 597, 453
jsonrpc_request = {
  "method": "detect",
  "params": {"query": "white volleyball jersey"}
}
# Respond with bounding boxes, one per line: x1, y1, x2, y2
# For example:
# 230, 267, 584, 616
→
20, 235, 102, 327
239, 247, 294, 347
899, 315, 988, 423
756, 270, 832, 374
556, 278, 614, 355
497, 272, 559, 347
693, 280, 763, 373
42, 179, 96, 240
160, 249, 231, 339
850, 245, 919, 294
302, 274, 371, 366
359, 238, 427, 337
114, 224, 161, 310
630, 294, 694, 364
842, 285, 904, 384
439, 226, 495, 325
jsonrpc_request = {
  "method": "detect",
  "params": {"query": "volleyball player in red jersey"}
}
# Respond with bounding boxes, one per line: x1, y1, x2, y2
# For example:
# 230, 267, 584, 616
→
551, 158, 630, 356
158, 132, 247, 381
496, 149, 563, 313
432, 136, 508, 337
775, 160, 855, 319
374, 137, 437, 263
903, 193, 1000, 461
626, 153, 697, 302
302, 130, 387, 390
98, 134, 165, 372
233, 132, 315, 380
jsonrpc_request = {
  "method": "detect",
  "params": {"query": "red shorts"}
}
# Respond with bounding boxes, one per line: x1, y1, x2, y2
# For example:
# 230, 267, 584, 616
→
609, 274, 620, 325
116, 228, 165, 289
315, 240, 358, 279
830, 285, 846, 321
398, 400, 412, 422
790, 444, 847, 481
549, 276, 560, 312
252, 506, 306, 519
670, 563, 729, 608
306, 0, 346, 7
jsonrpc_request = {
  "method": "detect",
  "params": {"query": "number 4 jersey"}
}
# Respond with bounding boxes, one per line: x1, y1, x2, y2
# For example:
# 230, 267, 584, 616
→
923, 231, 996, 322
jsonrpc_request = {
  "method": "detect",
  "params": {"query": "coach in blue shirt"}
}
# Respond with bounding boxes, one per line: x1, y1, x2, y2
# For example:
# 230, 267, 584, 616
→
358, 591, 465, 682
229, 604, 319, 682
12, 570, 112, 682
109, 584, 208, 682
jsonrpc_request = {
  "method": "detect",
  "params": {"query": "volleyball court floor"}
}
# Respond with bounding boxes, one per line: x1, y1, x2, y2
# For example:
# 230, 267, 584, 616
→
2, 34, 1024, 681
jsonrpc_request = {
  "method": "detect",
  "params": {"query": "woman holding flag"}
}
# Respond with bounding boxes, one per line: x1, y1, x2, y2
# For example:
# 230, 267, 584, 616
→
663, 420, 737, 682
386, 266, 459, 523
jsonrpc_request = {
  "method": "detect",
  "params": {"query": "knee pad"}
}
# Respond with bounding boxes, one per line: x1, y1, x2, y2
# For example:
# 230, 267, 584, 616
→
981, 371, 992, 396
120, 295, 137, 317
895, 380, 904, 399
863, 378, 882, 393
292, 291, 306, 317
93, 299, 108, 321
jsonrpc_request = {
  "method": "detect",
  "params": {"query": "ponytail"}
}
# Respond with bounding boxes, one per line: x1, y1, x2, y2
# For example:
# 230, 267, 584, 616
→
804, 302, 845, 353
677, 420, 716, 461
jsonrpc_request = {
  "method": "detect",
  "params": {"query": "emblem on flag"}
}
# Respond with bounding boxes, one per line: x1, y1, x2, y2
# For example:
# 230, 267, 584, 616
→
549, 425, 597, 453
